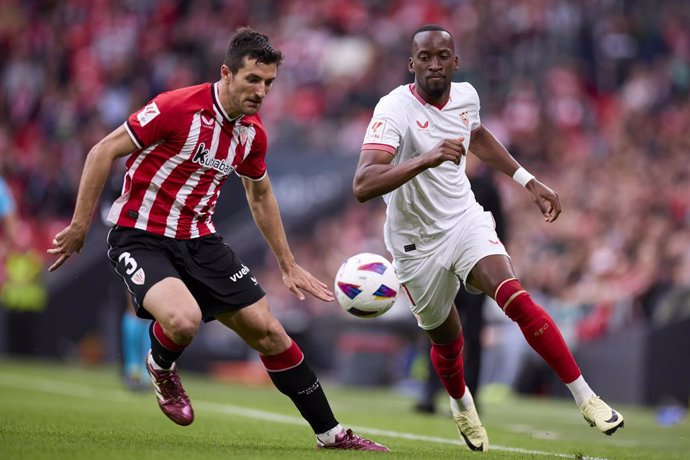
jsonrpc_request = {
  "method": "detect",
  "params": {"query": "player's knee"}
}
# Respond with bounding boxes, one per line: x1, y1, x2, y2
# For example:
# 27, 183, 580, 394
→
164, 311, 201, 343
431, 334, 464, 360
252, 318, 291, 355
494, 278, 537, 320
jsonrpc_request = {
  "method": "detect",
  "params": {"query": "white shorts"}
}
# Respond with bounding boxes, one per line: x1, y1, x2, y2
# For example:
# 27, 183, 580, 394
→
394, 205, 509, 330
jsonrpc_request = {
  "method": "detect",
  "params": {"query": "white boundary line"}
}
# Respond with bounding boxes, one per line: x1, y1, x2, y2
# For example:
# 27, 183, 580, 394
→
0, 374, 608, 460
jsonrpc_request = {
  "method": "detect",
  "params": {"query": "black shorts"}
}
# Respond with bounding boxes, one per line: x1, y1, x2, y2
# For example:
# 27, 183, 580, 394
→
106, 226, 265, 322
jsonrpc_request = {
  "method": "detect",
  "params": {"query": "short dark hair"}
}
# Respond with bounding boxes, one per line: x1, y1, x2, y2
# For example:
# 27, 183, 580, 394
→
411, 24, 452, 43
224, 27, 284, 73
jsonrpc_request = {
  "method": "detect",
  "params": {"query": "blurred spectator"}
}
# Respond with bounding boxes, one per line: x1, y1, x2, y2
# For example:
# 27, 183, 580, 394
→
0, 175, 17, 278
1, 232, 47, 315
0, 180, 46, 354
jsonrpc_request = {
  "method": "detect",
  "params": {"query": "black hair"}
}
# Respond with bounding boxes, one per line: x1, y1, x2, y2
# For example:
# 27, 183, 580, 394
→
411, 24, 452, 43
223, 26, 284, 73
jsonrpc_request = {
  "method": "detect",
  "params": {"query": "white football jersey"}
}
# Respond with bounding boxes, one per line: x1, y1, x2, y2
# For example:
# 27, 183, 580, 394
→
362, 82, 482, 261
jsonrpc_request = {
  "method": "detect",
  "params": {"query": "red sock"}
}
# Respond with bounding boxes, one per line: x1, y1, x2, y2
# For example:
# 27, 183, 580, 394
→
149, 321, 187, 368
260, 341, 304, 371
430, 335, 466, 399
152, 321, 186, 351
495, 279, 580, 383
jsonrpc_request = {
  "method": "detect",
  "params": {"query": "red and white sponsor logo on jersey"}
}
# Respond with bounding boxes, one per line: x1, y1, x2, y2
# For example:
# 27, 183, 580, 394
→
416, 119, 429, 129
137, 102, 160, 127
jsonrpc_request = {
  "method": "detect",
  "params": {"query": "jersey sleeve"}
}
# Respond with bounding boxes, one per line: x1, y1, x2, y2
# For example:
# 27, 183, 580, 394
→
124, 92, 179, 149
465, 83, 482, 132
234, 124, 267, 181
361, 95, 406, 155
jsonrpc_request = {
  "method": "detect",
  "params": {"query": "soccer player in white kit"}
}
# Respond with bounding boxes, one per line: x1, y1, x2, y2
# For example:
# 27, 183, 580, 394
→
354, 24, 624, 451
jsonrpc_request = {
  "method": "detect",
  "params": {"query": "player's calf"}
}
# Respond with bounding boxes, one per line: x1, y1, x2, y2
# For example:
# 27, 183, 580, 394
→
495, 278, 580, 383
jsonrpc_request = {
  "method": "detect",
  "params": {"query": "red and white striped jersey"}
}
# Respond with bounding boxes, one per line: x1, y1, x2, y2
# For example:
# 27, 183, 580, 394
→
107, 82, 268, 239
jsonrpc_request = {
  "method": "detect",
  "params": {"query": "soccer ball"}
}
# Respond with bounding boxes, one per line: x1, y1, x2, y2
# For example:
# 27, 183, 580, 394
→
334, 252, 399, 318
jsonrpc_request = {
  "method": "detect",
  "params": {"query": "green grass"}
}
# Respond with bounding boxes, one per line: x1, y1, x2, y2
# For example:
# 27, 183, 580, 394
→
0, 359, 688, 459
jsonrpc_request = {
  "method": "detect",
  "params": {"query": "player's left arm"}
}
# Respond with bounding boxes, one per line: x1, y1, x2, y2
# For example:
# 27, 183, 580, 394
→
241, 175, 334, 302
470, 125, 561, 222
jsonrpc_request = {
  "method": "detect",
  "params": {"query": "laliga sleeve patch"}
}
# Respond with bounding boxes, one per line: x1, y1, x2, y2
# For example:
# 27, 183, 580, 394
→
137, 101, 160, 127
364, 119, 387, 143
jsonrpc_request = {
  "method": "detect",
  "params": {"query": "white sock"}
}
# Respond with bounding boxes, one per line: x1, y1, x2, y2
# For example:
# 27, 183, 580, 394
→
147, 352, 171, 371
316, 424, 344, 445
451, 386, 475, 412
566, 375, 595, 407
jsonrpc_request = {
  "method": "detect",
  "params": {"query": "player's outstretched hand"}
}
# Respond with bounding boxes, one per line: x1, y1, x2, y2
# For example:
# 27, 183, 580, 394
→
47, 223, 88, 272
425, 137, 466, 167
282, 264, 335, 302
526, 179, 561, 222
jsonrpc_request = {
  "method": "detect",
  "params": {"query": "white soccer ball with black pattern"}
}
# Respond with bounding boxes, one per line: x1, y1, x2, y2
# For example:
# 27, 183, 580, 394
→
334, 252, 399, 318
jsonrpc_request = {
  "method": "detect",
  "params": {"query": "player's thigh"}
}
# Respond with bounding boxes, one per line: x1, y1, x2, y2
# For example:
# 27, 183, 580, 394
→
142, 277, 202, 331
466, 254, 516, 298
395, 255, 459, 331
215, 296, 291, 355
182, 235, 266, 322
453, 210, 510, 295
108, 227, 176, 313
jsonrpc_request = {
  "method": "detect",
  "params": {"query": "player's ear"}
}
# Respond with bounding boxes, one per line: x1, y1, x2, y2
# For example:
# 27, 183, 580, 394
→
220, 64, 233, 81
408, 57, 414, 74
454, 55, 460, 70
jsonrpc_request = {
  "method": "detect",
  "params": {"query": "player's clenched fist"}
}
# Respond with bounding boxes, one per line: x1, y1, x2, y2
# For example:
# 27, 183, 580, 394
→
425, 137, 465, 167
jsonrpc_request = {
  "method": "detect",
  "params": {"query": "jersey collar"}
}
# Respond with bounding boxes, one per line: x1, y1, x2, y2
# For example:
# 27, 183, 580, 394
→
212, 82, 244, 124
409, 84, 450, 110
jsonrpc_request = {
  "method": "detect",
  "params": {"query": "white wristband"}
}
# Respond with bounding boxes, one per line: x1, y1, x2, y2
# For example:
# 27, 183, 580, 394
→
512, 167, 535, 187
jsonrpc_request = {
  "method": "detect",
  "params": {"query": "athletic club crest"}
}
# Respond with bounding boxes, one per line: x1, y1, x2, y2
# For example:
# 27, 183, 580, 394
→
238, 126, 248, 145
131, 268, 146, 285
460, 111, 470, 128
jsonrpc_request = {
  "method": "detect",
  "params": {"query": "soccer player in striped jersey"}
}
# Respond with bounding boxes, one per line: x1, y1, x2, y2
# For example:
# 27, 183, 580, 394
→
48, 27, 387, 452
354, 24, 623, 452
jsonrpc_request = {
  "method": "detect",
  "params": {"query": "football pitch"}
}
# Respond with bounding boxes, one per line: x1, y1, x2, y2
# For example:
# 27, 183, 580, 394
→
0, 359, 687, 459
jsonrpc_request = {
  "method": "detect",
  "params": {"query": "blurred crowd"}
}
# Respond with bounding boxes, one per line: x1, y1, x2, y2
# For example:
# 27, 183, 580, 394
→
2, 0, 690, 343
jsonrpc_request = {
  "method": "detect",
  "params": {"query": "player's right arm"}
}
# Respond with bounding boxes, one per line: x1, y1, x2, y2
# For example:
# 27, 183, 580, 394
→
354, 93, 465, 202
353, 139, 465, 202
48, 125, 136, 271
